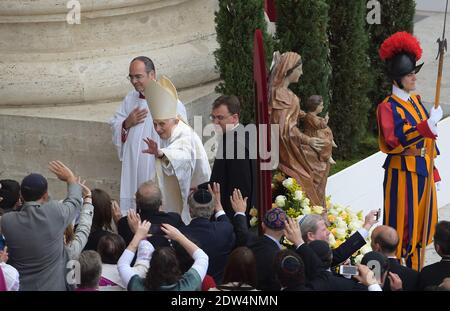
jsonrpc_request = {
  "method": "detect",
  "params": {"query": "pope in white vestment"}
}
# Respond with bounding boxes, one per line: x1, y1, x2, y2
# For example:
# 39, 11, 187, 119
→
142, 77, 211, 224
109, 87, 187, 214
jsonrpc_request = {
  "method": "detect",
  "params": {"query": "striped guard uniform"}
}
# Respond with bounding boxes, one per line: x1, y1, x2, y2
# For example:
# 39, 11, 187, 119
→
377, 85, 440, 270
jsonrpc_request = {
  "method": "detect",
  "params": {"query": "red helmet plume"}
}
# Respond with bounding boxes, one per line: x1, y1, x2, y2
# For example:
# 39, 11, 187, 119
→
379, 31, 422, 61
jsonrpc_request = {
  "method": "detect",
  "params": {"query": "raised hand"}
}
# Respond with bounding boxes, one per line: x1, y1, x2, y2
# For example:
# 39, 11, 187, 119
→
160, 223, 183, 242
230, 188, 247, 214
77, 177, 91, 198
134, 220, 151, 241
142, 137, 162, 157
208, 182, 223, 212
111, 200, 122, 224
49, 161, 76, 184
283, 217, 303, 247
127, 209, 142, 234
124, 107, 148, 129
363, 210, 379, 230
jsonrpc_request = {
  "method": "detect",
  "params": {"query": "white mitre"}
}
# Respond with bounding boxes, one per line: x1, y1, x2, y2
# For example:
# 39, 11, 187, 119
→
144, 76, 179, 120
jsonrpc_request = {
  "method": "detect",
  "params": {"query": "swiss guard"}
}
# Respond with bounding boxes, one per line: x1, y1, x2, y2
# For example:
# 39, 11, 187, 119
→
377, 31, 443, 271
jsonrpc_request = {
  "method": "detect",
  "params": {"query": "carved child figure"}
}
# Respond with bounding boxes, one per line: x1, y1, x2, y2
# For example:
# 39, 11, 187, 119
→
303, 95, 337, 165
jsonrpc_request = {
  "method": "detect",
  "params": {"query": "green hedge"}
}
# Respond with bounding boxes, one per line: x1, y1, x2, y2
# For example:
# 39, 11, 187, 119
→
275, 0, 331, 109
214, 0, 273, 124
328, 0, 372, 159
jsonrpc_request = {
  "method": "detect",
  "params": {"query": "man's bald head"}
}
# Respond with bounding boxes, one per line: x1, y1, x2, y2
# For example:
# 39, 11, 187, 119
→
136, 181, 162, 212
371, 225, 399, 255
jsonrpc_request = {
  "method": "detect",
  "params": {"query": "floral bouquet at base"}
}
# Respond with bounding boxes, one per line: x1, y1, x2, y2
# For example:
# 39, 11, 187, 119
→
326, 202, 372, 264
264, 171, 373, 262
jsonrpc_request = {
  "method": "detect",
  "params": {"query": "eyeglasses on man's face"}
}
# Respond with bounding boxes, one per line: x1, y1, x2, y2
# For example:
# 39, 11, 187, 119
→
127, 74, 147, 82
209, 113, 233, 121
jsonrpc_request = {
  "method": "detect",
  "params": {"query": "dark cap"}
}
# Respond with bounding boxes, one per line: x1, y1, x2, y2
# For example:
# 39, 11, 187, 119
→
281, 255, 302, 273
263, 208, 287, 230
21, 173, 48, 202
191, 189, 213, 205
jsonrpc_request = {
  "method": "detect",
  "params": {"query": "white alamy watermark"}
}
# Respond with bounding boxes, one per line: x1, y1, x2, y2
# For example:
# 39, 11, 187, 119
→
66, 259, 81, 285
66, 0, 81, 25
367, 0, 381, 25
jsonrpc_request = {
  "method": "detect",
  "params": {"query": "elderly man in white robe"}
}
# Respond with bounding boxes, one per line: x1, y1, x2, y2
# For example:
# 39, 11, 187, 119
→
142, 76, 211, 224
109, 56, 187, 214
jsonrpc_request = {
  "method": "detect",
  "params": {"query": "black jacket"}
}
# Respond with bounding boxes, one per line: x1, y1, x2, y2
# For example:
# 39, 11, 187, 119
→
418, 259, 450, 290
117, 209, 184, 247
383, 257, 419, 291
210, 124, 257, 220
180, 214, 235, 283
332, 230, 367, 267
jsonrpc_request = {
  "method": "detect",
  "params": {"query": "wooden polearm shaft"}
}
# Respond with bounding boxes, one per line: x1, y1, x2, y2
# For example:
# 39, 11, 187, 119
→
420, 0, 447, 271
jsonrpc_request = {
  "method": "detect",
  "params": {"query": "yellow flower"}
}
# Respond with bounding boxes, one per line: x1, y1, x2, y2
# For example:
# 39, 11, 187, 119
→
273, 172, 285, 183
283, 237, 294, 246
312, 205, 324, 214
249, 216, 258, 227
340, 211, 348, 221
328, 214, 336, 223
334, 239, 344, 248
249, 207, 258, 217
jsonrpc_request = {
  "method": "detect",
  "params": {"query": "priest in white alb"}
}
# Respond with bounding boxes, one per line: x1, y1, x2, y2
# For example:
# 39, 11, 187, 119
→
109, 57, 187, 214
142, 76, 211, 224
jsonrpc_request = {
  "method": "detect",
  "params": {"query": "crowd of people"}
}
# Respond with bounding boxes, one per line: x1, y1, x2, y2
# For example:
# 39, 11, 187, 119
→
0, 172, 449, 291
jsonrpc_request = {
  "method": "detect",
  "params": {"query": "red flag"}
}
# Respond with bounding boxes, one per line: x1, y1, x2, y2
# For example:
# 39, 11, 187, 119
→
253, 29, 272, 233
265, 0, 277, 22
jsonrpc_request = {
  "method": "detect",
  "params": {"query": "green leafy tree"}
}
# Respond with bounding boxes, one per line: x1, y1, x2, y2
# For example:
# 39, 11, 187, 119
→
366, 0, 416, 132
328, 0, 372, 159
275, 0, 331, 109
214, 0, 273, 124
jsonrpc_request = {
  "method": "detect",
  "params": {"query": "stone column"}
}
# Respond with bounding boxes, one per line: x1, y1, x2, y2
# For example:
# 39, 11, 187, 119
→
0, 0, 219, 107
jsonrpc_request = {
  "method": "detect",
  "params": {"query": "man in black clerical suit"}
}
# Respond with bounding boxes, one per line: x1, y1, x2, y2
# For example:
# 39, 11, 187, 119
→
208, 95, 256, 221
